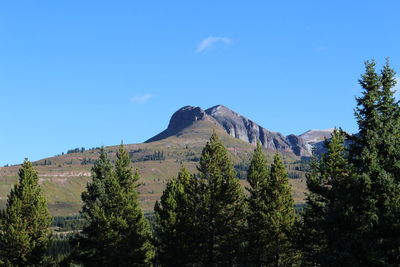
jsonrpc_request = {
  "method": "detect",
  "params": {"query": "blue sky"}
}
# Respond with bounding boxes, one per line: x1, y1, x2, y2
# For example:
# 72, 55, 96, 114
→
1, 1, 400, 165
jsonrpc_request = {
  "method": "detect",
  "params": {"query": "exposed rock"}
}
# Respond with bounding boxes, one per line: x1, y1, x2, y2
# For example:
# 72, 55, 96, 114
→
145, 106, 209, 142
146, 105, 332, 157
299, 129, 335, 145
286, 134, 310, 157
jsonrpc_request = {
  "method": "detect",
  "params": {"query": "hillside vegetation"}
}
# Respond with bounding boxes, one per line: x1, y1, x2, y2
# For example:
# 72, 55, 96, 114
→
0, 120, 308, 216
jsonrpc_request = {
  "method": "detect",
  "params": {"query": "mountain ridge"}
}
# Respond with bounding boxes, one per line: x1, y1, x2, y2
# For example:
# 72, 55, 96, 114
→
146, 105, 333, 157
0, 104, 333, 216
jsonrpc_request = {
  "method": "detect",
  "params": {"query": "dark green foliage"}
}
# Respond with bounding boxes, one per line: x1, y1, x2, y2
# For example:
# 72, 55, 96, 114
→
300, 130, 372, 265
131, 151, 165, 162
0, 159, 52, 266
70, 145, 154, 266
46, 234, 72, 264
52, 215, 85, 232
195, 132, 247, 266
81, 147, 112, 218
154, 134, 248, 266
81, 158, 96, 165
246, 143, 271, 265
67, 147, 86, 154
301, 60, 400, 266
154, 166, 199, 266
234, 161, 249, 180
246, 143, 298, 266
267, 154, 298, 266
348, 59, 400, 265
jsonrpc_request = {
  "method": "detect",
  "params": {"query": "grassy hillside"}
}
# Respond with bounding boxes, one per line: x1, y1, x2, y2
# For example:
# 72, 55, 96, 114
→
0, 120, 308, 216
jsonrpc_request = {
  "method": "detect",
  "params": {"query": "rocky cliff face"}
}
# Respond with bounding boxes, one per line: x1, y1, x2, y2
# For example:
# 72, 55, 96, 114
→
146, 105, 334, 157
145, 106, 211, 143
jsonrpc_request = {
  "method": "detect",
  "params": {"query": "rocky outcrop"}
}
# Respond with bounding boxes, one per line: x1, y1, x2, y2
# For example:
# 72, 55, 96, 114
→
146, 105, 333, 157
145, 106, 209, 142
205, 105, 293, 153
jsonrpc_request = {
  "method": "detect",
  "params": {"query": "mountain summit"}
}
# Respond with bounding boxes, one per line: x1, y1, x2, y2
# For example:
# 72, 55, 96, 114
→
146, 105, 333, 157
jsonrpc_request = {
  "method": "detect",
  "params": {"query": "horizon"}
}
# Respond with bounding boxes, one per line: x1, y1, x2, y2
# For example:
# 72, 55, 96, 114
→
2, 1, 400, 165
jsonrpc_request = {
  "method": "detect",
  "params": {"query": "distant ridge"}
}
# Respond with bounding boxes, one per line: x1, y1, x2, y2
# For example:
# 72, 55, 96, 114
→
146, 105, 334, 157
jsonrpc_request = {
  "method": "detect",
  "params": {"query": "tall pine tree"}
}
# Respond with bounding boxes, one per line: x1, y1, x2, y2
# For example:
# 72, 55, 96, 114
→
348, 59, 400, 264
246, 144, 297, 266
265, 153, 297, 266
196, 132, 247, 266
246, 142, 271, 265
154, 166, 199, 266
71, 145, 154, 266
300, 129, 374, 265
81, 147, 112, 220
0, 159, 52, 266
300, 60, 400, 266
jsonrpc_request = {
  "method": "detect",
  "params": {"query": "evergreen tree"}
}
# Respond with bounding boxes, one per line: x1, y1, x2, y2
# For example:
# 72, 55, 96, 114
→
265, 153, 297, 266
196, 132, 247, 266
378, 59, 400, 175
246, 143, 271, 265
246, 144, 297, 266
376, 60, 400, 263
350, 60, 382, 173
300, 130, 370, 265
0, 159, 52, 266
71, 145, 154, 266
348, 59, 400, 264
154, 166, 199, 266
81, 147, 112, 219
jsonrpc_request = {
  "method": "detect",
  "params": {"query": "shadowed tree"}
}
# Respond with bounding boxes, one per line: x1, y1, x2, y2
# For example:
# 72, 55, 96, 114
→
154, 166, 199, 266
246, 144, 298, 266
348, 59, 400, 264
300, 130, 372, 266
71, 145, 154, 266
196, 132, 247, 266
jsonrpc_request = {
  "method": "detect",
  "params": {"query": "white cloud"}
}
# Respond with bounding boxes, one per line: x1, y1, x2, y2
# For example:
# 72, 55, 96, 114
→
196, 36, 232, 53
130, 94, 153, 103
315, 46, 328, 53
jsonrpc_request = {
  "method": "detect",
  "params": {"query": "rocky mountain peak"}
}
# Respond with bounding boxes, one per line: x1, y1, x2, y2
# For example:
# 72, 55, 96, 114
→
146, 105, 330, 157
168, 106, 207, 131
145, 105, 209, 143
299, 129, 335, 145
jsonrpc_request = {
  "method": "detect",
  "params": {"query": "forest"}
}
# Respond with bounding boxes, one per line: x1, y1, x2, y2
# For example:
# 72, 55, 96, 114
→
0, 60, 399, 266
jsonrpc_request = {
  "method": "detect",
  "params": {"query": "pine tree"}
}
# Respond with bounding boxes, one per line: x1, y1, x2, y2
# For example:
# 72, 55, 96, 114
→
70, 147, 113, 265
378, 59, 400, 175
246, 143, 270, 265
350, 60, 382, 173
266, 153, 297, 266
81, 147, 112, 219
301, 129, 382, 266
246, 144, 297, 266
71, 145, 154, 266
348, 59, 400, 264
376, 59, 400, 263
0, 159, 52, 266
196, 132, 247, 266
154, 166, 199, 266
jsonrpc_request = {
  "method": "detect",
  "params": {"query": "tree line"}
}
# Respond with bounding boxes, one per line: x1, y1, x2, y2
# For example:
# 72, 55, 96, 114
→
0, 59, 399, 266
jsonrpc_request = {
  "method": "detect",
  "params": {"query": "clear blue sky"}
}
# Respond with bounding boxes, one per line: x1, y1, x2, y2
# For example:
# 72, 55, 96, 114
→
1, 1, 400, 166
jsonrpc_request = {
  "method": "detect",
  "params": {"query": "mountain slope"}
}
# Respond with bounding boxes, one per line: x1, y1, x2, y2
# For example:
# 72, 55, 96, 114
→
0, 105, 329, 216
147, 105, 331, 157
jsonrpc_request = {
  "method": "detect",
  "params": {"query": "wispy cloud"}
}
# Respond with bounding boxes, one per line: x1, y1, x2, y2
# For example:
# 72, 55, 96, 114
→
315, 46, 328, 53
196, 36, 232, 53
130, 94, 153, 103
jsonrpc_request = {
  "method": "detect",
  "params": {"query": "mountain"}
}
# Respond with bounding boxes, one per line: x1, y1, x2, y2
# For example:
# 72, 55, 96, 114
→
0, 104, 333, 216
146, 105, 333, 157
299, 129, 335, 145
